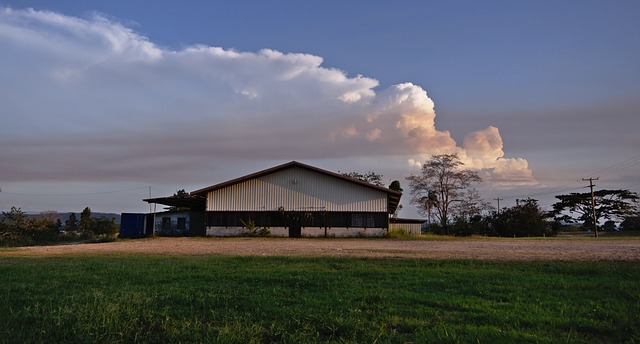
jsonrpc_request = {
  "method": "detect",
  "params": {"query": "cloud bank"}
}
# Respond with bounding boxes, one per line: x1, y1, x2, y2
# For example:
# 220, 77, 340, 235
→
0, 8, 536, 186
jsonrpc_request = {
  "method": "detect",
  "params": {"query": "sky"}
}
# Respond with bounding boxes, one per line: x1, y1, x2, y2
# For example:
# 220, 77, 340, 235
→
1, 1, 639, 217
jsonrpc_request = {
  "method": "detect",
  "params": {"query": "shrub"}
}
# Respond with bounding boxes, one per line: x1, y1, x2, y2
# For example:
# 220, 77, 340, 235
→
423, 223, 446, 235
490, 198, 554, 237
241, 219, 271, 237
621, 216, 640, 231
386, 228, 414, 239
257, 227, 271, 237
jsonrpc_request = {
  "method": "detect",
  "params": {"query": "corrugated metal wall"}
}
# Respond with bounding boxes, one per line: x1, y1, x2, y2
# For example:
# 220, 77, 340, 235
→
207, 167, 388, 212
389, 222, 422, 235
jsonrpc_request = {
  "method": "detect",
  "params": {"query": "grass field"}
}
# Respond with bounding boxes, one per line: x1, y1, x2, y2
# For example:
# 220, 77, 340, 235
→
0, 254, 638, 343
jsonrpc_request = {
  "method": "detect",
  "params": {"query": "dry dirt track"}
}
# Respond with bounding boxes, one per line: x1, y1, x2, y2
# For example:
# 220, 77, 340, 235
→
2, 237, 640, 261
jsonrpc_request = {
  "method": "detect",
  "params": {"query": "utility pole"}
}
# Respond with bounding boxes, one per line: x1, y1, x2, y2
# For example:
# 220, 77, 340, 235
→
494, 197, 503, 214
582, 177, 599, 238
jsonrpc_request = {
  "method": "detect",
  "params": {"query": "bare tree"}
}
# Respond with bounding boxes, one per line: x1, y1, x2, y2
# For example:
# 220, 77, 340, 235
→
406, 154, 483, 232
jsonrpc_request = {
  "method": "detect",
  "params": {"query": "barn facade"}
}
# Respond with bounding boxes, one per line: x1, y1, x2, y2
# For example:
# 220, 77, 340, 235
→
145, 161, 402, 237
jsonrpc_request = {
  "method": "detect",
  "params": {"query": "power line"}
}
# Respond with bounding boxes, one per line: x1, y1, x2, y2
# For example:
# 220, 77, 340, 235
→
585, 155, 640, 179
624, 182, 640, 190
499, 156, 640, 203
500, 184, 586, 201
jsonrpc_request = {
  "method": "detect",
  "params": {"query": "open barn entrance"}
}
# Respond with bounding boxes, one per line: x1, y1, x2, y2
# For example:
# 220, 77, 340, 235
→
288, 224, 302, 238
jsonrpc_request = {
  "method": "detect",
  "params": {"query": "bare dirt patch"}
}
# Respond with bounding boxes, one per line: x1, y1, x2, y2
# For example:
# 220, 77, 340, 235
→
2, 237, 640, 261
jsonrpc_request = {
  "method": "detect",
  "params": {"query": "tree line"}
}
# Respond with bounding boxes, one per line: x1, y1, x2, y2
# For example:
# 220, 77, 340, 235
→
405, 154, 640, 236
3, 155, 638, 244
0, 206, 118, 246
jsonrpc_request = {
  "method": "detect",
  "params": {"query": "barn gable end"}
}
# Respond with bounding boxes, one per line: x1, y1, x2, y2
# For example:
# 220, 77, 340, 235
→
204, 166, 389, 213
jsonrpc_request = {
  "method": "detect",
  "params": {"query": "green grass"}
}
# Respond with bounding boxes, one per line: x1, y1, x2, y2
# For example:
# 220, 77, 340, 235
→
0, 255, 638, 343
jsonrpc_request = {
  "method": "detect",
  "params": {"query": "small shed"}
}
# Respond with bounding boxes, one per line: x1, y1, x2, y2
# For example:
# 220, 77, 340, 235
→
389, 218, 426, 235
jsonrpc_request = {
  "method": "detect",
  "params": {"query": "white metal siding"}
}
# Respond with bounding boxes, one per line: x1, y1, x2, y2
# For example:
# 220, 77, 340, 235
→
207, 167, 388, 212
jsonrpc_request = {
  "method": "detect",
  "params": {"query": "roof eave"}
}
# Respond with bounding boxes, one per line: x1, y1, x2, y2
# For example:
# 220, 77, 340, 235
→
143, 195, 207, 210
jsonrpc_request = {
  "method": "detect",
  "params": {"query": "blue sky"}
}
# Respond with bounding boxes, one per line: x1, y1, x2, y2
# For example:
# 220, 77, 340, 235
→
1, 1, 639, 216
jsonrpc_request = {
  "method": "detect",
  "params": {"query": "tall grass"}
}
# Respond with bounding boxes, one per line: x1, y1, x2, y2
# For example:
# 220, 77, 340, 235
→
0, 255, 638, 343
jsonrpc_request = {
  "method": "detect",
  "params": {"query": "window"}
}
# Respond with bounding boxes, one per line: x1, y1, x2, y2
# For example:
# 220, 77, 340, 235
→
351, 213, 362, 227
351, 213, 376, 228
161, 217, 171, 230
177, 217, 186, 230
365, 214, 375, 228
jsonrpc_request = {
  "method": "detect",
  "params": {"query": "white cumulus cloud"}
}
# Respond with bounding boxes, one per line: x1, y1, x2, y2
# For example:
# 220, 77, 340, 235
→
0, 7, 536, 187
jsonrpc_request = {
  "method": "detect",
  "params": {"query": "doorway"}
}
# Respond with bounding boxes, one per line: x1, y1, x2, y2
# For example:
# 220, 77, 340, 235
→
288, 224, 301, 238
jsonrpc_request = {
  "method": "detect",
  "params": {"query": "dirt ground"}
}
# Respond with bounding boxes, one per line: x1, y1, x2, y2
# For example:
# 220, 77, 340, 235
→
2, 237, 640, 261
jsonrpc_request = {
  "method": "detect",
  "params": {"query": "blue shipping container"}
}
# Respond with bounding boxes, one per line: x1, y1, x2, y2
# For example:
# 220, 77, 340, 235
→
120, 213, 152, 238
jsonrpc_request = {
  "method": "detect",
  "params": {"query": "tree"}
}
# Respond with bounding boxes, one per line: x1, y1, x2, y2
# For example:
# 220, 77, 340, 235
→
79, 207, 94, 233
602, 220, 617, 231
406, 153, 483, 232
621, 215, 640, 231
388, 180, 404, 218
65, 213, 78, 232
491, 198, 553, 237
450, 188, 492, 235
1, 207, 28, 245
552, 189, 639, 229
168, 189, 190, 211
31, 211, 61, 233
341, 171, 385, 187
93, 217, 119, 237
1, 207, 60, 244
2, 206, 28, 231
26, 211, 60, 241
424, 191, 438, 226
388, 180, 403, 193
451, 188, 491, 224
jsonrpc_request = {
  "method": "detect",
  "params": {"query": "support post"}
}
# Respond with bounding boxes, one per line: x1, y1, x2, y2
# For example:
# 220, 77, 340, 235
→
494, 197, 503, 214
582, 177, 599, 238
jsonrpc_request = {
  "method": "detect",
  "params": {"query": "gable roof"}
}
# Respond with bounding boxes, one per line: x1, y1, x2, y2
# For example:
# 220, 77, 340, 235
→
191, 161, 402, 214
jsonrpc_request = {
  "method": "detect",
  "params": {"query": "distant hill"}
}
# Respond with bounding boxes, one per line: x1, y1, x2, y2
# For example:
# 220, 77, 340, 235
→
26, 212, 122, 225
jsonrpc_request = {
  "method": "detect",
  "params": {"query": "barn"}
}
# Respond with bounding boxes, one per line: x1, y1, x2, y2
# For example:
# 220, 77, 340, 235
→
144, 161, 402, 237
